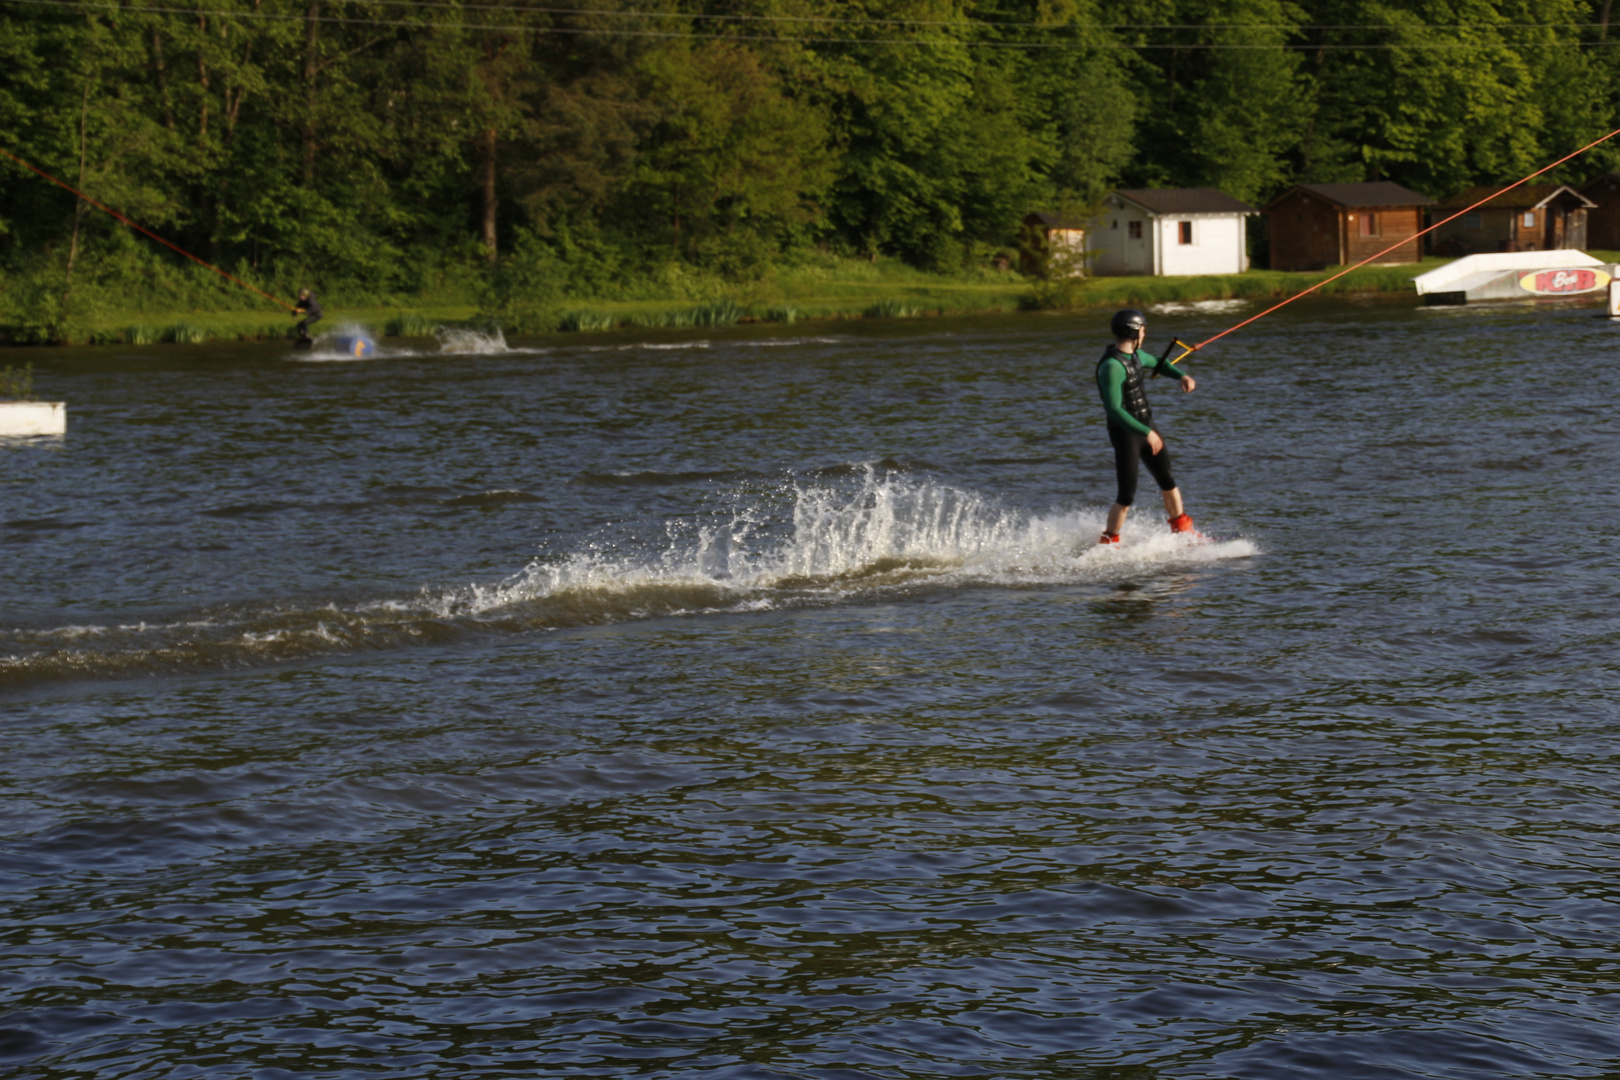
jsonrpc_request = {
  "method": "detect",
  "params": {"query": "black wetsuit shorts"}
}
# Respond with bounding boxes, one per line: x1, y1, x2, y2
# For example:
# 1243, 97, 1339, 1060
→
1107, 422, 1177, 507
296, 296, 324, 339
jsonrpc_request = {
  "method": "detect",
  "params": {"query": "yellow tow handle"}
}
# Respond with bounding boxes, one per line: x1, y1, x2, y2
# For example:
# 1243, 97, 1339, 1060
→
1153, 338, 1197, 376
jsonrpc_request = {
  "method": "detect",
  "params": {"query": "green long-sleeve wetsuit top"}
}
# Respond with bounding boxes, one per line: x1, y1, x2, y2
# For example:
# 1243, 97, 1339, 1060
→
1096, 349, 1185, 437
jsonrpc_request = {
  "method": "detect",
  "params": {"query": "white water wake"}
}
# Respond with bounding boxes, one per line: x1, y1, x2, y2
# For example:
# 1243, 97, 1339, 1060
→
435, 327, 510, 354
2, 471, 1254, 687
288, 325, 854, 362
290, 324, 529, 361
445, 470, 1255, 620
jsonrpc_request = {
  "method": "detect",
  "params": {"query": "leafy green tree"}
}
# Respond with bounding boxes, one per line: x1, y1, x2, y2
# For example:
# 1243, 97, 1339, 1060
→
815, 0, 1061, 267
1297, 0, 1553, 196
1116, 0, 1308, 202
627, 40, 835, 271
9, 0, 1620, 316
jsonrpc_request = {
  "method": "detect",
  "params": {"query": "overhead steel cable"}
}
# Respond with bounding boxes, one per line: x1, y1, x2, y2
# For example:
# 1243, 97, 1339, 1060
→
1, 0, 1611, 30
1, 0, 1612, 47
0, 146, 296, 312
1172, 124, 1620, 360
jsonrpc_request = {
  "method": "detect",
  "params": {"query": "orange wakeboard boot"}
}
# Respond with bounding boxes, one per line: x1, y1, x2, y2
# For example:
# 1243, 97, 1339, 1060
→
1167, 513, 1202, 540
1098, 532, 1121, 546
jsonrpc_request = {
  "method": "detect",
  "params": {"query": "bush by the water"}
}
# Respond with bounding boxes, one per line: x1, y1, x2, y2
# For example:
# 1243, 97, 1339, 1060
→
559, 310, 618, 332
690, 301, 743, 327
0, 363, 35, 399
864, 300, 923, 319
164, 323, 210, 344
385, 312, 440, 338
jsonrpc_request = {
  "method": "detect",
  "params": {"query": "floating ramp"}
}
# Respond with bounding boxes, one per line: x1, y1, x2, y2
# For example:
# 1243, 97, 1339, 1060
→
1413, 250, 1615, 304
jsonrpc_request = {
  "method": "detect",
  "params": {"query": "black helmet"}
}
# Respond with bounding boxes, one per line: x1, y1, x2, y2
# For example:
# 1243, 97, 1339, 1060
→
1110, 308, 1146, 339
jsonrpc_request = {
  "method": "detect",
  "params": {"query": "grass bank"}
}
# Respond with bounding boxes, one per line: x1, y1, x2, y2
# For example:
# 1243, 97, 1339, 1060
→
3, 253, 1462, 346
1031, 257, 1452, 310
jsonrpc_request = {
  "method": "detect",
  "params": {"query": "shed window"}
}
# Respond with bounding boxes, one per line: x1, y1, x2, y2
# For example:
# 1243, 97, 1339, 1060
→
1464, 212, 1482, 229
1128, 221, 1143, 240
1358, 212, 1378, 237
1522, 211, 1536, 227
1178, 221, 1193, 245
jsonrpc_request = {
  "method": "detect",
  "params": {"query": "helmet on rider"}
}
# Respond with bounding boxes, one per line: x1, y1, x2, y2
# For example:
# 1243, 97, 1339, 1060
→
1109, 308, 1147, 340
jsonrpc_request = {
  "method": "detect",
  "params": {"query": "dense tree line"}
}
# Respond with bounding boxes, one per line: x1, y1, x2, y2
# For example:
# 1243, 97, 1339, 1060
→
3, 0, 1619, 300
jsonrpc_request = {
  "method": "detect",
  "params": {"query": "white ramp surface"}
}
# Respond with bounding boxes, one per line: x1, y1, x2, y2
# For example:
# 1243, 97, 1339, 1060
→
1413, 250, 1602, 295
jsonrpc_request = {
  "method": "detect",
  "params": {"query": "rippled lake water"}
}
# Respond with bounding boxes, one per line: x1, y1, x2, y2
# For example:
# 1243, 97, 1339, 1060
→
3, 300, 1618, 1078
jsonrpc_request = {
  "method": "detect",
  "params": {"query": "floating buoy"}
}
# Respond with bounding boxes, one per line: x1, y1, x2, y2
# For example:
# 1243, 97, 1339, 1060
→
333, 334, 375, 358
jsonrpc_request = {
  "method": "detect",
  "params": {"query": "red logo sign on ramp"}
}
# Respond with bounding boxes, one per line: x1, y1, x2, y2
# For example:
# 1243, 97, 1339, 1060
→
1518, 268, 1609, 295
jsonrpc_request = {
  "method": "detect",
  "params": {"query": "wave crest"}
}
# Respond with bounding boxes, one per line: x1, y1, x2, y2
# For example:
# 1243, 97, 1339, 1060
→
2, 471, 1254, 689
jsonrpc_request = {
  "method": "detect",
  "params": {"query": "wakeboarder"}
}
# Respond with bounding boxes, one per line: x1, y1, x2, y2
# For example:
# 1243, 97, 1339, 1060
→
292, 288, 323, 346
1095, 308, 1199, 545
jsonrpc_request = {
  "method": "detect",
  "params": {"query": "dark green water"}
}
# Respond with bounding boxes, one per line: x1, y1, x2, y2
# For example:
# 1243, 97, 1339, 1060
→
3, 301, 1618, 1078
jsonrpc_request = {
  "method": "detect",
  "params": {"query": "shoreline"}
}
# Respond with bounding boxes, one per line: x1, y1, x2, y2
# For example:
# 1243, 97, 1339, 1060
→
0, 256, 1504, 348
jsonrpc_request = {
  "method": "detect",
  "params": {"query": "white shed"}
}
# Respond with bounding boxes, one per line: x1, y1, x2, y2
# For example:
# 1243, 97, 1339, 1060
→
1087, 188, 1258, 276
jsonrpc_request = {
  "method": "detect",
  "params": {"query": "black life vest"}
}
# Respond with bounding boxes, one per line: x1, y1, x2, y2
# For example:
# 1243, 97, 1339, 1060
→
1098, 345, 1152, 426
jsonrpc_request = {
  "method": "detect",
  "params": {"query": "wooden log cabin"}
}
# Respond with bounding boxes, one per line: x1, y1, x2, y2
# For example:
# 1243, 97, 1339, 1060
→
1578, 173, 1620, 250
1429, 185, 1593, 256
1263, 182, 1434, 270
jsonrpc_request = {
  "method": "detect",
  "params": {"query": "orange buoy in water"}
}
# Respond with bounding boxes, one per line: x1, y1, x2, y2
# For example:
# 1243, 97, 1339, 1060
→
334, 334, 375, 358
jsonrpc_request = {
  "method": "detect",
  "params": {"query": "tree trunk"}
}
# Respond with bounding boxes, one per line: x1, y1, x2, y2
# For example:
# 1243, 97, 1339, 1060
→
152, 29, 176, 131
481, 128, 498, 262
302, 0, 319, 184
197, 14, 210, 147
64, 81, 92, 304
224, 55, 251, 140
215, 26, 254, 259
227, 0, 259, 138
1603, 0, 1614, 40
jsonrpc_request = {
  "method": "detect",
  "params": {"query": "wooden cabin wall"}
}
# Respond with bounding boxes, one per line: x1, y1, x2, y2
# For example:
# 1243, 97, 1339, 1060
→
1582, 176, 1620, 248
1510, 207, 1545, 250
1265, 191, 1340, 270
1343, 207, 1424, 264
1431, 212, 1512, 256
1564, 207, 1588, 250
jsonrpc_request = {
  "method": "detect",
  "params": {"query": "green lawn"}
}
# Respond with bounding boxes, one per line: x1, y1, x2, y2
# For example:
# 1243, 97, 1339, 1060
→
28, 255, 1456, 346
72, 306, 485, 345
1035, 257, 1451, 310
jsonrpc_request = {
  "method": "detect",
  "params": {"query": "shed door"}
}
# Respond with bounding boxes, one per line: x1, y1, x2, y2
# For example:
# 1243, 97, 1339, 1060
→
1563, 208, 1588, 251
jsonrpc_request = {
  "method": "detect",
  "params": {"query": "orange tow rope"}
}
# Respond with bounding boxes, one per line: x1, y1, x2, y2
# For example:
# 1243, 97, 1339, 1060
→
1162, 122, 1620, 366
0, 145, 297, 312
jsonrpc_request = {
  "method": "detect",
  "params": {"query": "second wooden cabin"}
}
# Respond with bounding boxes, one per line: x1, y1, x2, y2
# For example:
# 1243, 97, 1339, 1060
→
1579, 173, 1620, 249
1263, 182, 1434, 271
1429, 185, 1594, 255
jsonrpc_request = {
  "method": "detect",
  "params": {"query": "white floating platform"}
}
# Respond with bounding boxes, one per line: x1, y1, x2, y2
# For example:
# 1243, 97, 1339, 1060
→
0, 401, 66, 436
1413, 250, 1614, 304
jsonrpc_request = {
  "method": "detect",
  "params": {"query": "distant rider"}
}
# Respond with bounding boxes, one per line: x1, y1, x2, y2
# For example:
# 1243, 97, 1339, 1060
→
1095, 308, 1198, 545
293, 288, 323, 343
